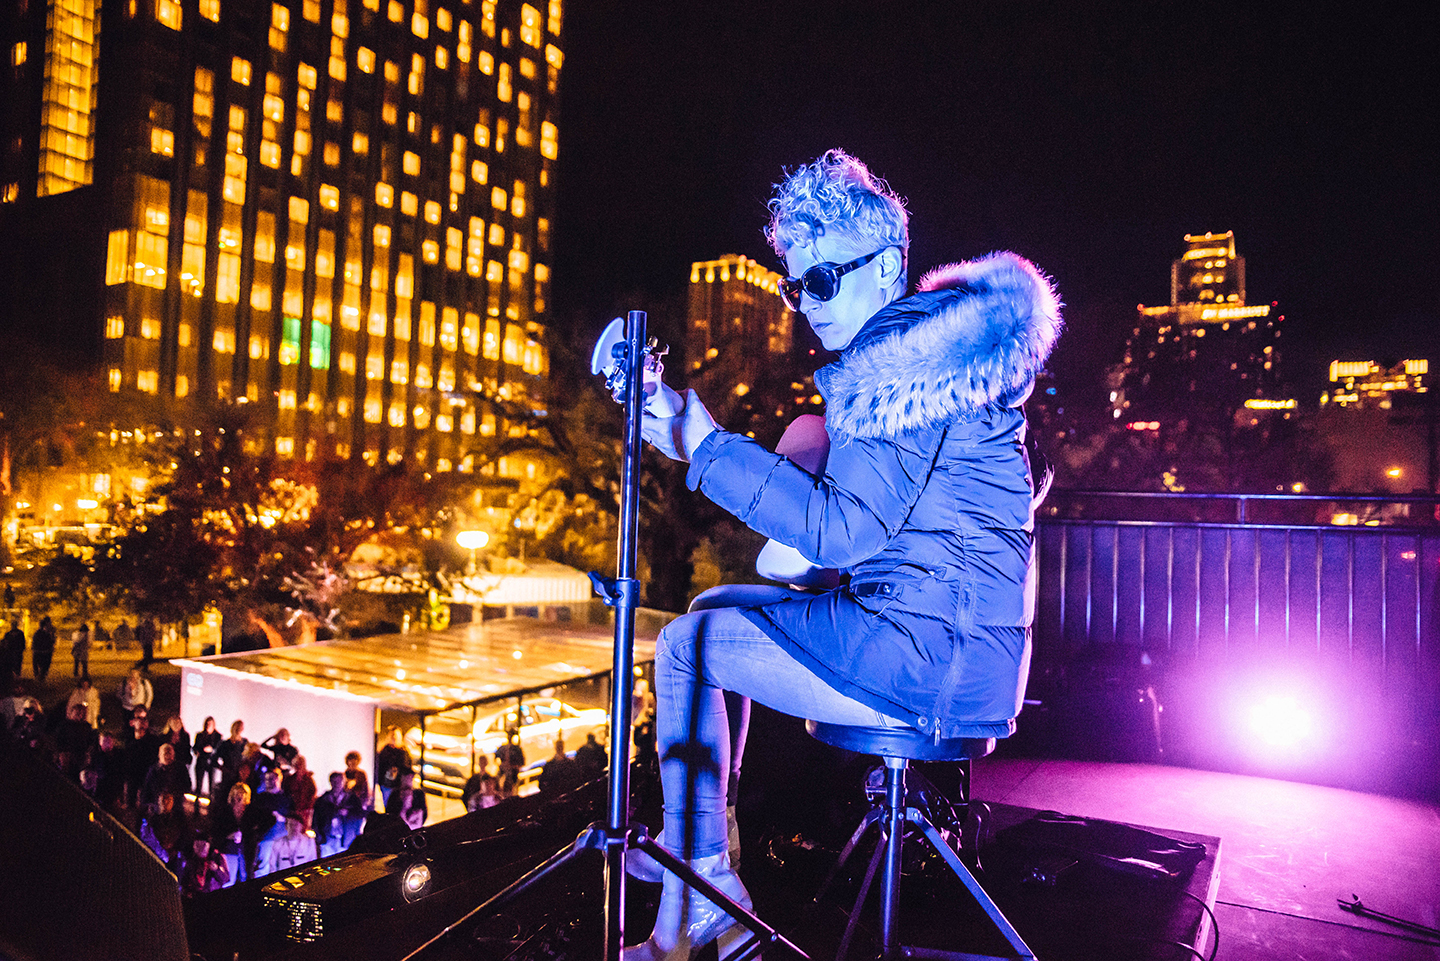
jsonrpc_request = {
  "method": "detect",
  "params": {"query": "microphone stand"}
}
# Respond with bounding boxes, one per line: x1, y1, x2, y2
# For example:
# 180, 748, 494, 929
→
402, 312, 806, 961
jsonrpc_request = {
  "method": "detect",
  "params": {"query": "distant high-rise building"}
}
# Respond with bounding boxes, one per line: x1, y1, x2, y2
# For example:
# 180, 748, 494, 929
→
0, 0, 562, 473
1321, 359, 1429, 411
1112, 231, 1285, 427
685, 254, 821, 446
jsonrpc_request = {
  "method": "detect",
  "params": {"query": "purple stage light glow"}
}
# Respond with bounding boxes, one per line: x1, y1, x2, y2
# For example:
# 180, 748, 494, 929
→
1249, 694, 1313, 749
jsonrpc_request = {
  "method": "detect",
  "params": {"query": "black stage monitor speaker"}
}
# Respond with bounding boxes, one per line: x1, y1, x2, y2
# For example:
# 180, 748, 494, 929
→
0, 743, 188, 961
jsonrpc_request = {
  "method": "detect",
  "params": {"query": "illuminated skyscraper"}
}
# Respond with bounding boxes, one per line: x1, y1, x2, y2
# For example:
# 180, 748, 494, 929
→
1, 0, 561, 473
1112, 231, 1285, 426
685, 254, 821, 446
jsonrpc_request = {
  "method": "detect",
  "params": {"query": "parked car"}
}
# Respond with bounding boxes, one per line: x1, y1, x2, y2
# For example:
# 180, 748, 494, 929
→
408, 696, 609, 797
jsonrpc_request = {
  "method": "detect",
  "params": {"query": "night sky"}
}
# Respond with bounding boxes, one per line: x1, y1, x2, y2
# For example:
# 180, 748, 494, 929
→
548, 0, 1437, 398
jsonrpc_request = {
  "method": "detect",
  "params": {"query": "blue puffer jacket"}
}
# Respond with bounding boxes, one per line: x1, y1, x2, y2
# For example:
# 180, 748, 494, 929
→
685, 252, 1062, 739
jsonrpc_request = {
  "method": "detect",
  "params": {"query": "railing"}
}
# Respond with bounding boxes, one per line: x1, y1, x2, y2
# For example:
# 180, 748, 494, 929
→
1030, 492, 1440, 790
1035, 492, 1439, 672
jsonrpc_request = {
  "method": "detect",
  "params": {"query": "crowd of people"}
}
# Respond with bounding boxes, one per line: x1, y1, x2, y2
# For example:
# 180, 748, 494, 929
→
3, 615, 160, 684
1, 667, 615, 896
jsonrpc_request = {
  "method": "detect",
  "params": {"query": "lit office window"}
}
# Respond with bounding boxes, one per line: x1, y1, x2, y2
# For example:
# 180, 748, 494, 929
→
232, 57, 252, 85
358, 47, 376, 73
497, 62, 512, 101
105, 230, 129, 285
38, 0, 100, 196
375, 182, 394, 208
157, 0, 182, 30
200, 0, 220, 22
541, 122, 558, 160
181, 191, 207, 296
520, 4, 541, 46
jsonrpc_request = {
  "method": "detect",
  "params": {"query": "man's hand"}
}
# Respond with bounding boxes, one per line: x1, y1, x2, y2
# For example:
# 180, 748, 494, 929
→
641, 389, 717, 463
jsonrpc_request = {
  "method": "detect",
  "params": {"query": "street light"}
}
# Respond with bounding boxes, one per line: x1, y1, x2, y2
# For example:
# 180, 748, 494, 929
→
456, 530, 489, 575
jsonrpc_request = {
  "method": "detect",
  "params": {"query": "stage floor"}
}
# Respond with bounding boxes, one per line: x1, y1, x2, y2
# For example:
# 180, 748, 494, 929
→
975, 755, 1440, 961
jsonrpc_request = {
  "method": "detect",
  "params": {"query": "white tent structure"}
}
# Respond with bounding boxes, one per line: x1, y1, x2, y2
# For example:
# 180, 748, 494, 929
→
175, 601, 668, 811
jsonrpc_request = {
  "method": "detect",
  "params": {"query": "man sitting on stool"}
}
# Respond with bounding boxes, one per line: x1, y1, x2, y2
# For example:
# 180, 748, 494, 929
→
628, 148, 1060, 960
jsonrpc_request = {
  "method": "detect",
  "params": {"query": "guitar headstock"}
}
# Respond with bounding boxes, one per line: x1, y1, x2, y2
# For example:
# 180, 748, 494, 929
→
590, 316, 670, 406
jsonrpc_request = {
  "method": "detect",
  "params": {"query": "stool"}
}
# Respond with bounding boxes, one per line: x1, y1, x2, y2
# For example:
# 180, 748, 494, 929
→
807, 721, 1037, 961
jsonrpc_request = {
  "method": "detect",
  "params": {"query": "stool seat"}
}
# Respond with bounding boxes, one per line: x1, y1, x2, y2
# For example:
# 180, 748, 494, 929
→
807, 720, 995, 763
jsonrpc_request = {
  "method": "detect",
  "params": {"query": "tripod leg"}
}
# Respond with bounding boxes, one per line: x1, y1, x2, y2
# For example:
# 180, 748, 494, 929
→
836, 832, 888, 961
814, 806, 884, 905
880, 758, 906, 960
908, 812, 1037, 960
400, 825, 607, 961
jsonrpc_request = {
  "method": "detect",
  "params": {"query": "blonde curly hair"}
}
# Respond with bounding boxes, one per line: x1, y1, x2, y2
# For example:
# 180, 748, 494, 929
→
765, 149, 909, 275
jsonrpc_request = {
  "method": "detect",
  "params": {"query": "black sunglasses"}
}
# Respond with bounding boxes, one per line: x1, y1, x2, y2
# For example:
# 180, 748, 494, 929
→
779, 248, 888, 311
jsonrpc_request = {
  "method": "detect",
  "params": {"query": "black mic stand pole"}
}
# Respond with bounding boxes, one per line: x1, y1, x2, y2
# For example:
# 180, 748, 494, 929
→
402, 312, 805, 961
601, 309, 647, 958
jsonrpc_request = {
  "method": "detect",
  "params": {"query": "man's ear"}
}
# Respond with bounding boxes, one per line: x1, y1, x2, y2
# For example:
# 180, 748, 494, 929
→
876, 246, 905, 286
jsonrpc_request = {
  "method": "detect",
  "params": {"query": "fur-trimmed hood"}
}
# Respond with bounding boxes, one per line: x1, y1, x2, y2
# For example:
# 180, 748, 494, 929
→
814, 252, 1062, 444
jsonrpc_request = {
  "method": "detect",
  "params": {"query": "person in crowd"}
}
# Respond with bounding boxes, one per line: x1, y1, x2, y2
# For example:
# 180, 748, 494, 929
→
92, 621, 110, 650
54, 700, 98, 779
118, 668, 153, 721
7, 696, 45, 750
261, 727, 299, 773
69, 622, 91, 680
123, 707, 163, 809
90, 729, 127, 811
180, 834, 230, 895
538, 736, 581, 796
574, 731, 607, 782
287, 754, 318, 829
461, 755, 501, 812
136, 617, 158, 665
140, 742, 190, 813
250, 767, 295, 874
3, 582, 14, 609
312, 772, 348, 857
215, 719, 248, 796
389, 769, 427, 831
494, 732, 526, 798
140, 790, 189, 866
343, 750, 372, 811
265, 814, 318, 874
0, 678, 27, 730
3, 619, 25, 680
211, 782, 251, 887
193, 716, 223, 797
30, 617, 56, 684
375, 726, 412, 808
240, 742, 269, 788
112, 618, 134, 651
626, 149, 1059, 960
162, 715, 193, 791
330, 768, 370, 853
66, 676, 101, 728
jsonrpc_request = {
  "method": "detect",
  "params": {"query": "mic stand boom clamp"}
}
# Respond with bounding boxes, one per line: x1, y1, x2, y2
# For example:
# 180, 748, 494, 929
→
403, 312, 805, 961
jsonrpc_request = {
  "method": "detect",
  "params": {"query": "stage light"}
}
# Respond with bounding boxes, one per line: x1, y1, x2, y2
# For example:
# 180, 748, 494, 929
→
401, 861, 432, 902
1249, 695, 1312, 748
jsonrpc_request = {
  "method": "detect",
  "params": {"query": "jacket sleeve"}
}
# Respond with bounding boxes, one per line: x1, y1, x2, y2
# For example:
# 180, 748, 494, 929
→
686, 427, 943, 570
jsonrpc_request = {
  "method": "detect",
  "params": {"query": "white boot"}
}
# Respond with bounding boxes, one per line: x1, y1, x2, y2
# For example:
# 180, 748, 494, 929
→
628, 807, 742, 883
622, 850, 754, 961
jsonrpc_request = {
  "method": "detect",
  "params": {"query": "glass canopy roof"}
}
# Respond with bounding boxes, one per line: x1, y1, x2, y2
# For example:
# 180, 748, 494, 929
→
175, 602, 671, 714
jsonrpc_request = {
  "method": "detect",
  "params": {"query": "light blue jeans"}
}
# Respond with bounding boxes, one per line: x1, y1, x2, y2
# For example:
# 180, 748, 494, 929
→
656, 584, 905, 860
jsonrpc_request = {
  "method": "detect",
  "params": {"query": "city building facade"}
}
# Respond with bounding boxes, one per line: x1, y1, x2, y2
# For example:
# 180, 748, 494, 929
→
1, 0, 560, 474
1111, 231, 1286, 427
684, 253, 822, 447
